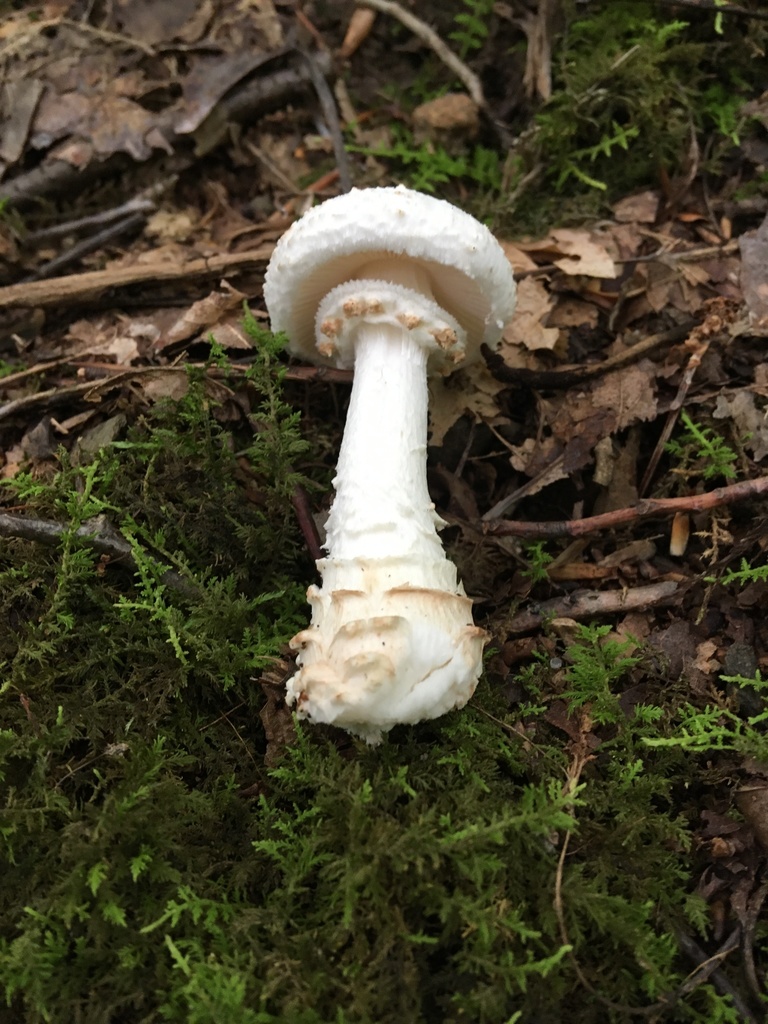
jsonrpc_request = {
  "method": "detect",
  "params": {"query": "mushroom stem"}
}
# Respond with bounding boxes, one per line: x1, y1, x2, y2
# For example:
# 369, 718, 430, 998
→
324, 321, 445, 572
288, 319, 484, 745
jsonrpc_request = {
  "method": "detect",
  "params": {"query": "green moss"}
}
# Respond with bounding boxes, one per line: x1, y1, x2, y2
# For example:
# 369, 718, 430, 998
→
352, 0, 768, 233
0, 337, 761, 1021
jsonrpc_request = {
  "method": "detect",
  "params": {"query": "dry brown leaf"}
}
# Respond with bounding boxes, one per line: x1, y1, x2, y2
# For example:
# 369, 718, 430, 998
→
693, 639, 720, 675
517, 229, 615, 278
714, 390, 768, 461
502, 277, 560, 351
63, 314, 185, 363
739, 212, 768, 335
111, 0, 200, 44
145, 210, 196, 243
611, 190, 660, 224
1, 442, 25, 479
548, 297, 599, 329
161, 285, 249, 348
413, 94, 479, 137
501, 241, 538, 274
140, 373, 191, 404
0, 79, 44, 166
177, 0, 216, 43
590, 362, 658, 431
175, 52, 276, 135
428, 362, 505, 446
249, 0, 284, 51
550, 229, 616, 278
339, 8, 377, 58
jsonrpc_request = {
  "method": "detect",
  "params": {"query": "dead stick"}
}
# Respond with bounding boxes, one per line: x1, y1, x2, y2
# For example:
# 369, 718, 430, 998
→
0, 512, 198, 599
485, 476, 768, 539
23, 212, 147, 282
648, 0, 768, 21
507, 580, 680, 634
69, 361, 354, 384
0, 362, 353, 421
0, 246, 273, 310
290, 485, 324, 562
482, 323, 693, 390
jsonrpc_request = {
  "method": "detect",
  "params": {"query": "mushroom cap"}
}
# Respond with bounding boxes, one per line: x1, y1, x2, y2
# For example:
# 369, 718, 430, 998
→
263, 185, 516, 370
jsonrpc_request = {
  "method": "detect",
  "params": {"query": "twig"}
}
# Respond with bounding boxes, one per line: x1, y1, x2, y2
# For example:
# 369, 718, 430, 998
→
675, 928, 757, 1023
0, 361, 353, 422
0, 17, 157, 59
640, 299, 738, 495
0, 512, 198, 599
482, 453, 566, 522
506, 580, 679, 634
24, 200, 156, 245
485, 475, 768, 539
67, 360, 354, 385
23, 180, 173, 244
22, 212, 147, 282
648, 0, 768, 21
742, 879, 768, 1003
0, 245, 273, 310
298, 49, 353, 193
0, 378, 113, 422
355, 0, 486, 109
483, 323, 693, 392
290, 484, 324, 562
0, 358, 69, 387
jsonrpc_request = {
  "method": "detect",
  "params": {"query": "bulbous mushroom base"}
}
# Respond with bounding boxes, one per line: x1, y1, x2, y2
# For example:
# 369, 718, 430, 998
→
288, 568, 487, 744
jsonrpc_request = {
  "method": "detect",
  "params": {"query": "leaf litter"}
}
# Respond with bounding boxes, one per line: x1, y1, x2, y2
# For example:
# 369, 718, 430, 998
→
2, 1, 768, 1019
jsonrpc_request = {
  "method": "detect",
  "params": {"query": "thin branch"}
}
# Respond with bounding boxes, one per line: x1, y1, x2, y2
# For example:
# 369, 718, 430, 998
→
506, 580, 680, 635
0, 360, 353, 422
290, 485, 324, 562
0, 512, 198, 599
298, 49, 353, 193
355, 0, 486, 109
482, 323, 693, 391
22, 212, 147, 282
649, 0, 768, 21
485, 475, 768, 539
0, 245, 273, 310
23, 179, 173, 245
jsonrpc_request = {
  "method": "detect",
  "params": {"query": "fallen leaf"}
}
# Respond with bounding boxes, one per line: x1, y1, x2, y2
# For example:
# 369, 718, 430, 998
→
0, 78, 44, 166
547, 297, 599, 329
518, 228, 616, 278
160, 284, 249, 349
145, 209, 196, 243
339, 7, 377, 59
612, 190, 660, 224
739, 212, 768, 335
429, 362, 506, 446
412, 93, 479, 137
502, 277, 560, 351
500, 241, 538, 274
589, 362, 658, 431
111, 0, 192, 40
693, 639, 719, 675
175, 52, 277, 135
714, 390, 768, 461
550, 229, 616, 278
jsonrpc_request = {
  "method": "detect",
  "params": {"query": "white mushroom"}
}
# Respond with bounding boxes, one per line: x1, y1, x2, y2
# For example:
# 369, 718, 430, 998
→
263, 185, 516, 743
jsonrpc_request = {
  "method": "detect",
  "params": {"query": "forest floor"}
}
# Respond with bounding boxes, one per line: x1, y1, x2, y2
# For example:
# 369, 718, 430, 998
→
1, 1, 768, 1022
